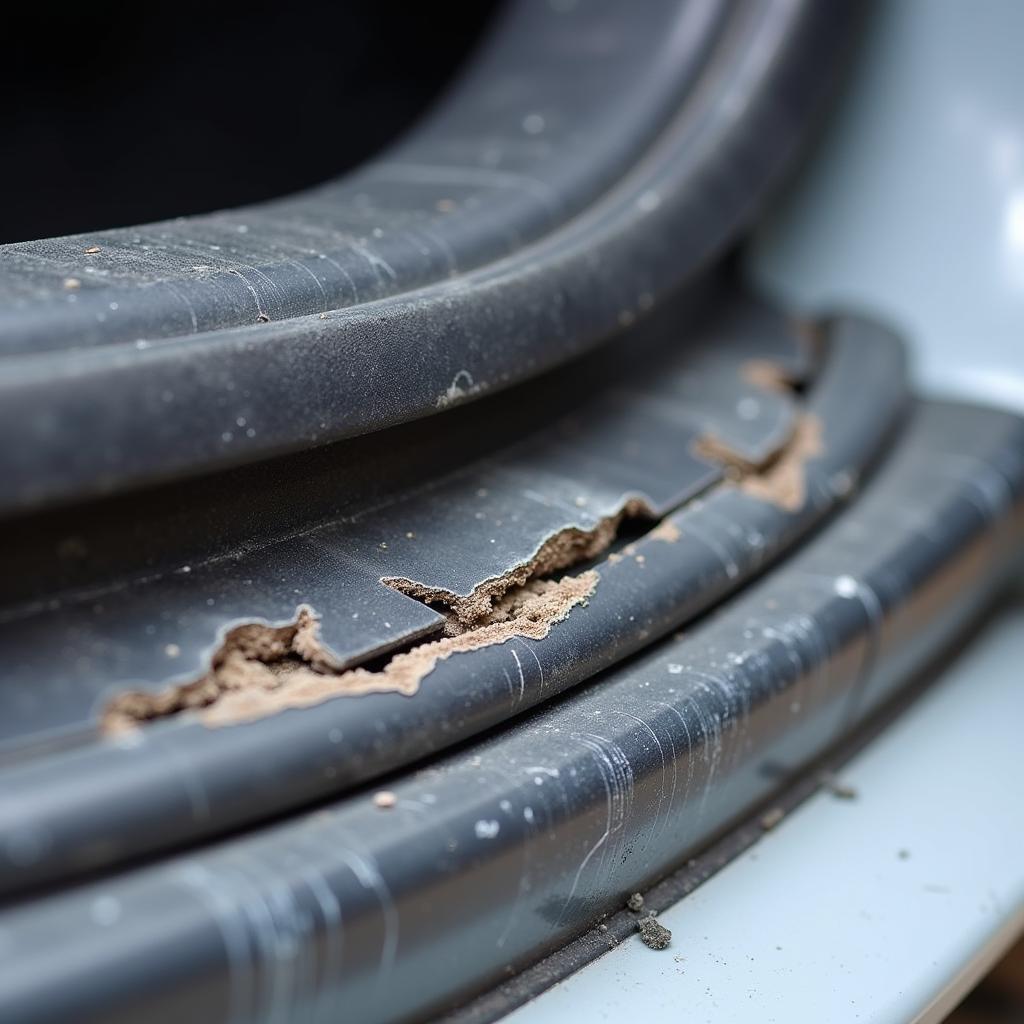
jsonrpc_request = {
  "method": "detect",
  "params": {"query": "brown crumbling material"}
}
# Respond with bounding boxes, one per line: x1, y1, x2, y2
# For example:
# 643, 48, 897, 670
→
103, 502, 659, 733
648, 519, 681, 544
104, 571, 598, 732
383, 498, 650, 628
693, 414, 823, 513
742, 358, 795, 394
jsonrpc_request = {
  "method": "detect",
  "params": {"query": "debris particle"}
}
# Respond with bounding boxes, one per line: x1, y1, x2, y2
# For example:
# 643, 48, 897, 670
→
626, 892, 645, 912
898, 849, 910, 860
522, 112, 545, 134
436, 369, 480, 408
373, 791, 397, 809
83, 246, 101, 254
164, 644, 181, 659
62, 277, 81, 290
637, 915, 672, 950
819, 771, 858, 800
649, 520, 681, 543
693, 414, 824, 512
760, 807, 785, 831
742, 359, 793, 394
256, 313, 270, 323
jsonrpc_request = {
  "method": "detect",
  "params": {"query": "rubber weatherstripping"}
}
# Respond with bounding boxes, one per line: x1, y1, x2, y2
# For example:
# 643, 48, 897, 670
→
0, 0, 860, 514
0, 297, 907, 897
0, 401, 1020, 1023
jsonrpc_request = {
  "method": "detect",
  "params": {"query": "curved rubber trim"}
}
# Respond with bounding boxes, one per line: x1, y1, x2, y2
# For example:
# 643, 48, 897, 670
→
1, 402, 1021, 1023
0, 289, 805, 752
0, 307, 905, 897
0, 0, 859, 514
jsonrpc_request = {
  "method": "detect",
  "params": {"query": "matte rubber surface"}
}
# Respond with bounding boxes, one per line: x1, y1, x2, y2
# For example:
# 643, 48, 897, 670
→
0, 300, 905, 896
0, 1, 858, 513
1, 401, 1020, 1024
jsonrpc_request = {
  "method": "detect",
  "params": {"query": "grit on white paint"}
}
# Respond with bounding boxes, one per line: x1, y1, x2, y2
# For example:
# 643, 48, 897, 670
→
510, 599, 1024, 1024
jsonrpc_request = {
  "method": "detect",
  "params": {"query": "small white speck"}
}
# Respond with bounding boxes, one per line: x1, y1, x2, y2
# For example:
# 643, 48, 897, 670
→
91, 896, 121, 926
474, 819, 500, 839
832, 471, 855, 497
834, 575, 859, 598
522, 112, 545, 134
737, 397, 761, 420
668, 663, 684, 675
637, 190, 661, 213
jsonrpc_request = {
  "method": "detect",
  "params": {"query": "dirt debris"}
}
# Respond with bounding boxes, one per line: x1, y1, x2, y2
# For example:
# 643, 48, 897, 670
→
626, 892, 645, 912
637, 915, 672, 950
648, 519, 681, 543
741, 358, 794, 394
819, 770, 858, 800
